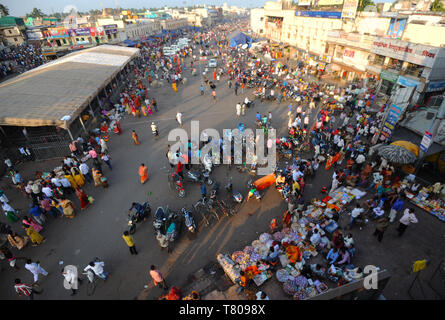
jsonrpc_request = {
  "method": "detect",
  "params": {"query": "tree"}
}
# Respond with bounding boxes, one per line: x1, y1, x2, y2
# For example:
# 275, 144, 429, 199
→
27, 7, 45, 18
357, 0, 375, 11
431, 0, 445, 11
0, 3, 9, 17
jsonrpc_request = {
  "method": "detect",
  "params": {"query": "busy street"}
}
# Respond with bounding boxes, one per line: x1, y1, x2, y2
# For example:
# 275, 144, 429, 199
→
1, 2, 445, 302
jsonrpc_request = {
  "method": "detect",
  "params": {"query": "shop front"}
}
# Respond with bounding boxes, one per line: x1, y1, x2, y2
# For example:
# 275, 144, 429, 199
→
378, 70, 399, 96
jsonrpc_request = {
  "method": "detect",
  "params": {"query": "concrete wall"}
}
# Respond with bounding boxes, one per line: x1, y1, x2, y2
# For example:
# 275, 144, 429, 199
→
402, 23, 445, 47
250, 8, 265, 35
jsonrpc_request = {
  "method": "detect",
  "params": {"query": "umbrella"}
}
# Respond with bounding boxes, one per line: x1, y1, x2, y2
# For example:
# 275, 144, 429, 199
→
390, 140, 419, 157
378, 145, 418, 164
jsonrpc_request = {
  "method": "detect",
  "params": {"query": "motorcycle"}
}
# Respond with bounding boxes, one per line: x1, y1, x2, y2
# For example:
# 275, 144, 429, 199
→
182, 207, 196, 234
165, 209, 182, 243
127, 201, 151, 235
169, 173, 185, 198
225, 179, 243, 203
153, 206, 168, 234
186, 170, 213, 185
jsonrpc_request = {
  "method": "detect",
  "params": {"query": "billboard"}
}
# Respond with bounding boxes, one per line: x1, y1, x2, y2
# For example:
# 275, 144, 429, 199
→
341, 0, 359, 19
387, 18, 407, 39
44, 28, 69, 39
89, 27, 105, 37
381, 104, 404, 140
318, 0, 344, 5
68, 28, 91, 37
296, 11, 342, 18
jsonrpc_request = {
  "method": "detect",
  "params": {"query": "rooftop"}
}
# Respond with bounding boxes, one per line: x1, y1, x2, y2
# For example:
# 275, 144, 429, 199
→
0, 45, 139, 129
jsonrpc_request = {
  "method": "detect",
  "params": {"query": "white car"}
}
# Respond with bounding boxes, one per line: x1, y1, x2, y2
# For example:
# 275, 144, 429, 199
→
208, 59, 217, 68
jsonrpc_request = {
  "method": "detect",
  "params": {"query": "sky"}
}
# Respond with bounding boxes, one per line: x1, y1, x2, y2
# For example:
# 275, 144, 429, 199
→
2, 0, 395, 17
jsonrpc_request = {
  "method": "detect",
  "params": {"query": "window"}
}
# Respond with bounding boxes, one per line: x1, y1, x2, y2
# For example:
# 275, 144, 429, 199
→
387, 58, 403, 71
63, 39, 67, 44
14, 37, 18, 42
374, 55, 385, 66
260, 17, 264, 21
404, 62, 424, 78
8, 30, 12, 34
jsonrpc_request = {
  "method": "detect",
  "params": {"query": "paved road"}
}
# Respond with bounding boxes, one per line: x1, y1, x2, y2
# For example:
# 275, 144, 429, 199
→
1, 52, 444, 300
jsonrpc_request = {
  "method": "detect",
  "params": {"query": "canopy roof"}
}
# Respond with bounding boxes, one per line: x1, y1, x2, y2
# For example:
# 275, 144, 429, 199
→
228, 31, 253, 48
0, 45, 139, 129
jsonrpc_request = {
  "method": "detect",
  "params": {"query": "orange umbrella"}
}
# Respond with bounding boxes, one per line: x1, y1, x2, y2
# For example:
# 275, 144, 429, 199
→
390, 141, 419, 157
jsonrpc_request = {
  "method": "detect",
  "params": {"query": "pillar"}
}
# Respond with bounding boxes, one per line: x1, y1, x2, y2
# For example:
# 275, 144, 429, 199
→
79, 116, 87, 133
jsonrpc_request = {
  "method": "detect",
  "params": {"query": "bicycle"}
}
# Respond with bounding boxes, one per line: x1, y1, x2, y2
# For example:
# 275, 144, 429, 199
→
207, 198, 220, 222
193, 198, 210, 227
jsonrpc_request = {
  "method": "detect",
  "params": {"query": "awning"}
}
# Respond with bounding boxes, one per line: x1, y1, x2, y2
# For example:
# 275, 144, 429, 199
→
390, 127, 445, 158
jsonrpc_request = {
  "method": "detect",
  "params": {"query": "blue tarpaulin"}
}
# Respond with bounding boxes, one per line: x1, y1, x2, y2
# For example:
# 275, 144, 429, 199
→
229, 31, 253, 48
123, 39, 137, 47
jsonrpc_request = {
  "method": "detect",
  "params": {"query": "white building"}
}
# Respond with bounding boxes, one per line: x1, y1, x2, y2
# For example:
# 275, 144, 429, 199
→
250, 8, 265, 36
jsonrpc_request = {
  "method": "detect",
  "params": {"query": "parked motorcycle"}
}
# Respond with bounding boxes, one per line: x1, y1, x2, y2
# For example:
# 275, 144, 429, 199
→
182, 207, 196, 235
186, 170, 213, 185
127, 201, 151, 234
225, 179, 243, 204
169, 173, 185, 198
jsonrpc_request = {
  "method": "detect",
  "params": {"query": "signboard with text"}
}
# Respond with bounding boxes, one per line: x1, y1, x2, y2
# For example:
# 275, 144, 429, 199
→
371, 38, 439, 68
381, 104, 404, 140
296, 11, 342, 18
420, 131, 433, 152
341, 0, 359, 19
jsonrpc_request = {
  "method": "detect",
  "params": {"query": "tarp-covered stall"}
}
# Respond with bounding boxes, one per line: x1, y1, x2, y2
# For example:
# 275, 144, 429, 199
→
228, 31, 253, 48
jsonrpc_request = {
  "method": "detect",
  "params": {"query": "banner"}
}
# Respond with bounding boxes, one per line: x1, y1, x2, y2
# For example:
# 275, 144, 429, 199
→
342, 0, 359, 19
318, 0, 344, 5
44, 28, 69, 39
69, 28, 91, 37
420, 131, 433, 153
380, 70, 399, 83
381, 104, 404, 139
296, 11, 342, 18
397, 76, 420, 88
426, 80, 445, 92
387, 18, 407, 39
104, 24, 118, 34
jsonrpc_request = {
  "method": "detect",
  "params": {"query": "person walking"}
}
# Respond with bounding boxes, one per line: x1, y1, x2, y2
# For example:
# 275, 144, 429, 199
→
176, 161, 184, 180
176, 112, 183, 127
100, 153, 112, 170
14, 279, 40, 300
236, 103, 241, 118
152, 98, 158, 112
349, 204, 364, 230
139, 163, 148, 184
200, 83, 205, 95
373, 217, 390, 242
62, 267, 82, 295
149, 265, 168, 290
201, 183, 206, 199
131, 130, 140, 145
212, 89, 217, 102
84, 260, 108, 281
99, 138, 108, 154
389, 195, 405, 223
24, 259, 48, 284
122, 231, 138, 255
397, 208, 418, 237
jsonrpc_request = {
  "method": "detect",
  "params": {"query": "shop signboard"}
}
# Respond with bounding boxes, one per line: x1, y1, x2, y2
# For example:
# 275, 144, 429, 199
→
296, 11, 342, 18
89, 27, 105, 37
297, 0, 313, 5
397, 76, 420, 88
371, 38, 439, 68
341, 0, 359, 19
420, 131, 433, 153
69, 27, 91, 37
387, 18, 407, 39
44, 28, 69, 39
381, 104, 403, 139
380, 70, 399, 83
104, 24, 118, 34
426, 80, 445, 92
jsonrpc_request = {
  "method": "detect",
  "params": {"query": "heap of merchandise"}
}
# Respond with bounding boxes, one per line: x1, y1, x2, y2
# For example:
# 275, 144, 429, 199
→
406, 187, 445, 222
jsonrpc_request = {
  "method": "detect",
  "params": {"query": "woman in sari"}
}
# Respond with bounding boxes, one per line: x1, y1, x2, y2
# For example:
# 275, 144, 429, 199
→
8, 231, 29, 250
64, 172, 78, 189
131, 130, 140, 145
24, 225, 45, 246
92, 168, 102, 187
139, 163, 148, 184
113, 120, 122, 134
59, 198, 75, 218
147, 104, 153, 116
76, 187, 89, 210
22, 216, 43, 233
71, 167, 85, 187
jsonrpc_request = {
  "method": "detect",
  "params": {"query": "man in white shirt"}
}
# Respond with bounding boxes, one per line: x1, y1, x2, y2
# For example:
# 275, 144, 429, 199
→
25, 259, 48, 283
63, 156, 74, 167
397, 209, 418, 236
51, 177, 62, 187
349, 204, 364, 229
310, 228, 321, 246
176, 112, 182, 127
84, 261, 108, 280
62, 267, 80, 295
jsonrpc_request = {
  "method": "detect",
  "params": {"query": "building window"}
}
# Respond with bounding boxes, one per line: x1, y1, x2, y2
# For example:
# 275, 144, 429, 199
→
14, 37, 18, 42
387, 58, 403, 71
63, 39, 67, 44
8, 30, 12, 34
374, 54, 385, 66
404, 62, 424, 78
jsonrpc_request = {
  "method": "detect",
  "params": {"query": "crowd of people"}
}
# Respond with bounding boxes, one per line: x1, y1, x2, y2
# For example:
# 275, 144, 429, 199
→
0, 44, 46, 80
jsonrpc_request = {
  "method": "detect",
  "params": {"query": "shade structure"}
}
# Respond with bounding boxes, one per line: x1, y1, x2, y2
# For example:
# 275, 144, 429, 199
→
390, 140, 420, 157
378, 145, 418, 164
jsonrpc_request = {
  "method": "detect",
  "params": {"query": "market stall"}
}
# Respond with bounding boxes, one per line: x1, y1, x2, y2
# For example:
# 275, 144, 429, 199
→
405, 188, 445, 222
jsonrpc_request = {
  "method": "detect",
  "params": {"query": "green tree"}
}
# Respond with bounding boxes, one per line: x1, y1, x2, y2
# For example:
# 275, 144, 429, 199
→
0, 3, 9, 16
431, 0, 445, 11
27, 7, 45, 18
357, 0, 375, 11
